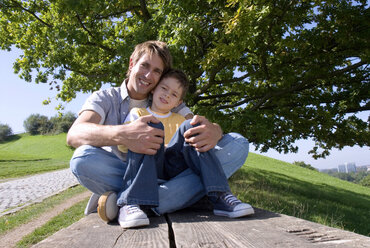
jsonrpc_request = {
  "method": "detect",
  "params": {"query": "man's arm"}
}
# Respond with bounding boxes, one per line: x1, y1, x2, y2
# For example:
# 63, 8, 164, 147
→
183, 115, 223, 152
67, 110, 164, 155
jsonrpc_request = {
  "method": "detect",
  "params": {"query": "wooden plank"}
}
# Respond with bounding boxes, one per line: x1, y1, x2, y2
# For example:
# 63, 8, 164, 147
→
168, 208, 370, 248
33, 213, 169, 248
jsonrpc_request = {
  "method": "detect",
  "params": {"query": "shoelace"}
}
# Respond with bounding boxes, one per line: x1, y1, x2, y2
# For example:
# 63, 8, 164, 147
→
222, 194, 242, 206
126, 205, 141, 214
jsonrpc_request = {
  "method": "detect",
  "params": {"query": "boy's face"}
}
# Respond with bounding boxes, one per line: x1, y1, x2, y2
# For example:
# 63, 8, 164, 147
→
127, 53, 164, 100
151, 77, 183, 114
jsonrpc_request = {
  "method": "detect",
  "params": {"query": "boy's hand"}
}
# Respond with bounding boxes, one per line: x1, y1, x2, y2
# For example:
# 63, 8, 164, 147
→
183, 115, 223, 152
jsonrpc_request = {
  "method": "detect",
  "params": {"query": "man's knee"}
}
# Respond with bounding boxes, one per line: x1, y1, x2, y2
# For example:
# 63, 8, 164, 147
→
70, 145, 100, 177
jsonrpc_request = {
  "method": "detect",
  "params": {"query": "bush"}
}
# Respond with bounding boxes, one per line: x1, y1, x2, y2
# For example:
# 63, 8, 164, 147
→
0, 123, 13, 141
23, 114, 53, 135
359, 174, 370, 187
50, 112, 77, 134
24, 112, 76, 135
293, 161, 317, 171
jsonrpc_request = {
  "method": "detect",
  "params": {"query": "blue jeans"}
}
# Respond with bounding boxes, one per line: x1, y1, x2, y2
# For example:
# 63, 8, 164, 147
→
70, 126, 249, 214
116, 120, 231, 207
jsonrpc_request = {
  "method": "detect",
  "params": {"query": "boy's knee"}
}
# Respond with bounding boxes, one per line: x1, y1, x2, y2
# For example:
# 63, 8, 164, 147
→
149, 121, 164, 130
228, 133, 249, 150
179, 119, 196, 132
220, 132, 248, 148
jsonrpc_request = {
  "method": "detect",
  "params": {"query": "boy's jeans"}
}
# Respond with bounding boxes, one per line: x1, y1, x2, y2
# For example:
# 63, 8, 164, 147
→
116, 120, 231, 207
70, 126, 249, 214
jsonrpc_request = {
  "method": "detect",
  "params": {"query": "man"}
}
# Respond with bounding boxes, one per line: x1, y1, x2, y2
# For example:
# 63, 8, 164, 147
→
67, 40, 250, 227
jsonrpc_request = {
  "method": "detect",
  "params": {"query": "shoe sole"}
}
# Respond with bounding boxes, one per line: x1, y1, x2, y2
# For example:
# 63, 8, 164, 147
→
119, 218, 150, 229
214, 207, 255, 218
97, 191, 118, 222
84, 193, 99, 216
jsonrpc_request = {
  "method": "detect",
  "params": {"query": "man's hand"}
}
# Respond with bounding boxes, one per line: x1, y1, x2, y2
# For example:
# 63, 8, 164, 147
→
183, 115, 223, 152
120, 115, 164, 155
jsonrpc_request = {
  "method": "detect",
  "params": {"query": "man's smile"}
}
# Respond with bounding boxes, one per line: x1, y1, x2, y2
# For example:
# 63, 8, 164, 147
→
139, 79, 150, 87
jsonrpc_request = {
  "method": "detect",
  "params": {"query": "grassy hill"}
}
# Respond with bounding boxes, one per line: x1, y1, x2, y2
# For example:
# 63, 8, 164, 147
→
231, 153, 370, 236
0, 133, 74, 179
0, 134, 369, 236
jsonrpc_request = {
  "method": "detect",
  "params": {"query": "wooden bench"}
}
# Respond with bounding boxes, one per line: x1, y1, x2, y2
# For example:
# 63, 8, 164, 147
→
33, 208, 370, 247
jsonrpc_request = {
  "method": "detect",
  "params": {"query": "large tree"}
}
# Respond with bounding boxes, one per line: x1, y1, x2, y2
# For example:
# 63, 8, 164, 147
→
1, 0, 369, 157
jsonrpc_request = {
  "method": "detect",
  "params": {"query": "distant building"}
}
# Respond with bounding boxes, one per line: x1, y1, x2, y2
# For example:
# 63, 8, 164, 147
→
338, 164, 346, 173
346, 162, 356, 173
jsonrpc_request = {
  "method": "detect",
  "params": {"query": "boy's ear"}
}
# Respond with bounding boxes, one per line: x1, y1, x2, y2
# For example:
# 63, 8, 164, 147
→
176, 99, 183, 107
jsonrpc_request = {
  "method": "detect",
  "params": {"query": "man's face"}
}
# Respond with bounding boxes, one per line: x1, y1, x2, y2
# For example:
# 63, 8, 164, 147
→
127, 53, 164, 100
151, 77, 183, 114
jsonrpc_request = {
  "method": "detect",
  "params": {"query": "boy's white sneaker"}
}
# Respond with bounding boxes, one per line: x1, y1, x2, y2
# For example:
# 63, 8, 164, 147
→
118, 205, 149, 228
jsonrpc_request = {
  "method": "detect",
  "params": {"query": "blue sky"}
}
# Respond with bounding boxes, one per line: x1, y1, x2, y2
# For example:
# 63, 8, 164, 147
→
1, 48, 369, 170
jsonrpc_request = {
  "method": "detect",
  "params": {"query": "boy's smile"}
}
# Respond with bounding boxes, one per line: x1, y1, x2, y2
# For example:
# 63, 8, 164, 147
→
151, 77, 183, 114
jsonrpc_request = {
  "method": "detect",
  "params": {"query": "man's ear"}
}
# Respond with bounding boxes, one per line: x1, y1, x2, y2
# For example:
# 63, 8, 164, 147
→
129, 58, 133, 70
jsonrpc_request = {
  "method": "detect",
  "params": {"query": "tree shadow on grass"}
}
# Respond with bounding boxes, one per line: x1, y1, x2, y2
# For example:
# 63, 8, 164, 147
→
0, 134, 21, 144
0, 158, 51, 162
230, 167, 370, 236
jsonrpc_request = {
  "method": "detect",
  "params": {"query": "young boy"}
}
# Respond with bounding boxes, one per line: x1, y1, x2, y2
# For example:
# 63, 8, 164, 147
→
100, 69, 254, 228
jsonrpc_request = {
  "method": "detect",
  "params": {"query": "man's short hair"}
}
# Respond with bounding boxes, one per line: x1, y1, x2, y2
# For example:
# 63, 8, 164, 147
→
127, 40, 172, 77
161, 69, 189, 100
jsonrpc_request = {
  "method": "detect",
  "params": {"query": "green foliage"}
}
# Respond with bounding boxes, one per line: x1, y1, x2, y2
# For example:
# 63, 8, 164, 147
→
23, 114, 51, 135
49, 111, 77, 134
23, 112, 76, 135
326, 171, 369, 184
293, 161, 317, 171
360, 174, 370, 187
0, 123, 13, 141
1, 0, 369, 157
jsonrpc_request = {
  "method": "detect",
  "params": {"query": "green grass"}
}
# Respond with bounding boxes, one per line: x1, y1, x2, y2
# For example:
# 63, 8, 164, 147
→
230, 153, 370, 236
16, 199, 88, 248
1, 134, 369, 238
0, 133, 74, 179
0, 185, 87, 235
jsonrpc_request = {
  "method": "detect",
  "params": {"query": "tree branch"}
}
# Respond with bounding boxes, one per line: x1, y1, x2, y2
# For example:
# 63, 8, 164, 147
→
76, 14, 95, 38
213, 72, 249, 85
197, 92, 241, 100
250, 60, 367, 110
75, 14, 114, 53
139, 0, 151, 21
10, 0, 52, 28
194, 60, 228, 96
94, 7, 141, 20
63, 65, 110, 79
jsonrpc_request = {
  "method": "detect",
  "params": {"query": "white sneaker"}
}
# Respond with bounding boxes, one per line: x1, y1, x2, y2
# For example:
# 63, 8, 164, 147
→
97, 191, 119, 222
84, 193, 100, 216
118, 205, 149, 228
